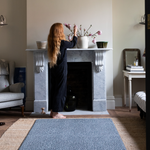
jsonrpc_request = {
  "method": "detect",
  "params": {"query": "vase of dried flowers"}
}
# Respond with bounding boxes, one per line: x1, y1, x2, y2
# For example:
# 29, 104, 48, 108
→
64, 23, 102, 48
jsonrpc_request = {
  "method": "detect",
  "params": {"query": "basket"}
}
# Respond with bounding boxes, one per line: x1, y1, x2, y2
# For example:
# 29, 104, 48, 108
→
36, 41, 47, 49
96, 41, 108, 48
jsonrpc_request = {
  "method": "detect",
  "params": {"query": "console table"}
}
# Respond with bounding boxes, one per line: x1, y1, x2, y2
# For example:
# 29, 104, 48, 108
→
123, 70, 146, 112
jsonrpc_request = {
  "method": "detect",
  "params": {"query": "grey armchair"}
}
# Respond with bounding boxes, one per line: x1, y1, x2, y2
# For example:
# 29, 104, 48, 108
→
0, 59, 25, 117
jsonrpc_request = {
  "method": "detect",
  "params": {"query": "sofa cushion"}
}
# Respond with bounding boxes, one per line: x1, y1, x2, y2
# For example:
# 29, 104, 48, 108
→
9, 83, 24, 93
0, 99, 23, 109
0, 92, 24, 102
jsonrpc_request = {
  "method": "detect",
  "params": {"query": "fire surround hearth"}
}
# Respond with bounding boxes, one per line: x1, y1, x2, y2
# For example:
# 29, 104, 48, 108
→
26, 48, 112, 113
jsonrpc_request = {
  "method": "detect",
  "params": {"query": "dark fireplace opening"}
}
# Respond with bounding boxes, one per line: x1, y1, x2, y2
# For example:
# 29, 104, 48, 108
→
67, 62, 92, 110
48, 62, 92, 111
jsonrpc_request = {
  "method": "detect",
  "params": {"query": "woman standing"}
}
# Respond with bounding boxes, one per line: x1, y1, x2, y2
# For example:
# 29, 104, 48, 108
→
47, 23, 77, 118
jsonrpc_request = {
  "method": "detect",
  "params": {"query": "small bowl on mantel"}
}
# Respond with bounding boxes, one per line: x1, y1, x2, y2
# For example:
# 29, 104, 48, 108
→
96, 41, 108, 48
36, 41, 47, 49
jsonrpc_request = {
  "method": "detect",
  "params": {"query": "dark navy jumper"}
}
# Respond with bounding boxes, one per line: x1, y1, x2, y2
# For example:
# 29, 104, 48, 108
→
50, 36, 77, 112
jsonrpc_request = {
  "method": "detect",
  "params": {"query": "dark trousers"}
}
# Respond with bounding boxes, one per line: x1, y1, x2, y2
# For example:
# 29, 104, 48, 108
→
50, 73, 67, 112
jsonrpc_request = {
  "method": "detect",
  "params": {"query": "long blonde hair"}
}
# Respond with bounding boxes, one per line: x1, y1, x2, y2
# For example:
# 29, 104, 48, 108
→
47, 23, 66, 68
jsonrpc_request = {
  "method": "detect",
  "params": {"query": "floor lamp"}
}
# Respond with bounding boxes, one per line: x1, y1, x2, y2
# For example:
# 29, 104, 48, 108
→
0, 15, 8, 126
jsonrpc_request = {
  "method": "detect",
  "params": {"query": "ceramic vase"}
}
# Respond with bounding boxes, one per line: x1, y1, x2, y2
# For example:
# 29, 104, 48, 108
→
36, 41, 47, 49
77, 36, 89, 49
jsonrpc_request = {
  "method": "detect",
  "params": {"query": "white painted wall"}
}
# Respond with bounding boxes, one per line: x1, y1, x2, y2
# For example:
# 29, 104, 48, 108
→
0, 0, 26, 67
26, 0, 114, 110
27, 0, 113, 48
113, 0, 145, 106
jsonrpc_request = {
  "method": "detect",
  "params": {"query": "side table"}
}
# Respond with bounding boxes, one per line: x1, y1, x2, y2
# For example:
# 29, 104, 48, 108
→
123, 70, 146, 112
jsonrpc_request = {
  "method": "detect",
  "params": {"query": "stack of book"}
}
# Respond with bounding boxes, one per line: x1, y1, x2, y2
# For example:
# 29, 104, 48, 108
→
126, 65, 145, 72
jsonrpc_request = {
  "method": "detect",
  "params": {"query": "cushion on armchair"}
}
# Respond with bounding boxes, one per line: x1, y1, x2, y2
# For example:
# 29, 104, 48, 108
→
9, 83, 24, 93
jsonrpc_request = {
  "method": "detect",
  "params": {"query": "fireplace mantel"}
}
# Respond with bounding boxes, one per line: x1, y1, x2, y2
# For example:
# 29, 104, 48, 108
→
26, 48, 112, 73
26, 48, 112, 113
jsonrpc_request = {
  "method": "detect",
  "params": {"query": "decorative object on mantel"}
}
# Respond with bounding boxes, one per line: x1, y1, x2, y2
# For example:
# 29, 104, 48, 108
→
96, 41, 108, 48
64, 23, 102, 48
77, 36, 89, 49
139, 14, 145, 25
36, 41, 47, 49
0, 15, 7, 26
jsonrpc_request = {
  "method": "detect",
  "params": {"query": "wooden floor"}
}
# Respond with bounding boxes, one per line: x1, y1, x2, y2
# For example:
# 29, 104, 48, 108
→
0, 107, 144, 138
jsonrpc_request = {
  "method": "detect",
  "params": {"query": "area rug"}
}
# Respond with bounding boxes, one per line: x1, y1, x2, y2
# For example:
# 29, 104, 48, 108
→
0, 117, 146, 150
20, 118, 126, 150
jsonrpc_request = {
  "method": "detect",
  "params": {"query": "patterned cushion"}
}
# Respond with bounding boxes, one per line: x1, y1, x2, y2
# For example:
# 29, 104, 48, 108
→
0, 59, 9, 75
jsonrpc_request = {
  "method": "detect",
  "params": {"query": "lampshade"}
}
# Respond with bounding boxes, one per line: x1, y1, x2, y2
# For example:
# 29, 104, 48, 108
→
0, 15, 7, 26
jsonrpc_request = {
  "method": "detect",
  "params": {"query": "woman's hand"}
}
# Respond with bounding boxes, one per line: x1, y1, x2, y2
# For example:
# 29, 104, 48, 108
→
74, 25, 77, 37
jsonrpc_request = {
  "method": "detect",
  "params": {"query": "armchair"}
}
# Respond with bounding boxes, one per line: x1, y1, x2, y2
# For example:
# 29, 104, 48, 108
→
0, 59, 25, 117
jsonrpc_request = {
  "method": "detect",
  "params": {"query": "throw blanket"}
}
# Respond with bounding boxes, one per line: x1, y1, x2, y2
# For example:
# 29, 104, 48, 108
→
0, 59, 9, 75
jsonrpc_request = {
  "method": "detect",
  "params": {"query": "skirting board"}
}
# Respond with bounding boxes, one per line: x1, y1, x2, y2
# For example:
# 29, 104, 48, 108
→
107, 96, 115, 109
25, 96, 116, 111
25, 97, 34, 111
115, 95, 137, 107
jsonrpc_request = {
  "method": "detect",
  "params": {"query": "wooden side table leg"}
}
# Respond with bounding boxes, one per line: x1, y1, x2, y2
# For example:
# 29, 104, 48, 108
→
20, 105, 25, 117
123, 76, 126, 106
128, 78, 132, 112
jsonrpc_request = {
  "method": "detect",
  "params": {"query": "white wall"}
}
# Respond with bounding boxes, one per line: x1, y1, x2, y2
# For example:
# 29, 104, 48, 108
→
26, 0, 114, 110
113, 0, 145, 106
27, 0, 112, 49
0, 0, 26, 67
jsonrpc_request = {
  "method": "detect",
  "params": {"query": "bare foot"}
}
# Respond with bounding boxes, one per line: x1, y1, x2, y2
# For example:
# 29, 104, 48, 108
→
50, 110, 53, 118
52, 112, 66, 119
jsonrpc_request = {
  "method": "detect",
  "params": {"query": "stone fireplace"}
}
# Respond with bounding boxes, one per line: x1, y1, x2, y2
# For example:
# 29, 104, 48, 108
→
26, 48, 112, 113
49, 62, 92, 111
